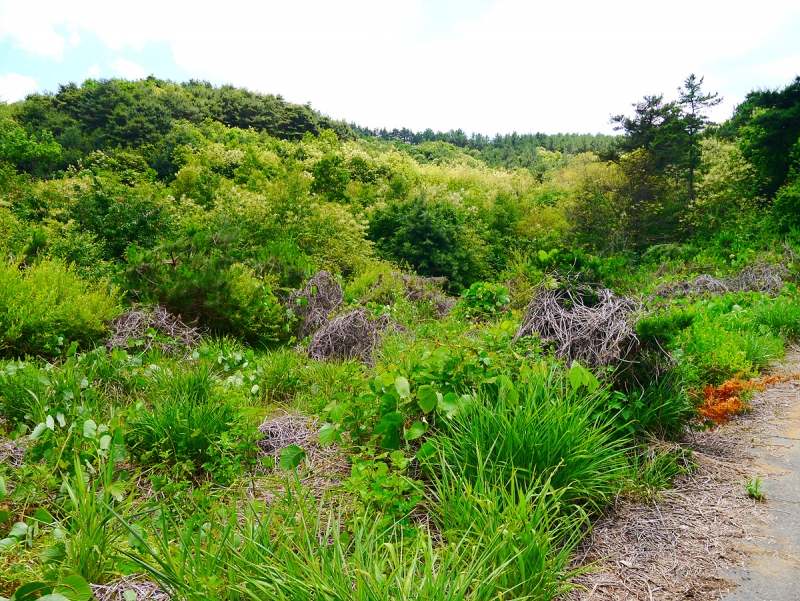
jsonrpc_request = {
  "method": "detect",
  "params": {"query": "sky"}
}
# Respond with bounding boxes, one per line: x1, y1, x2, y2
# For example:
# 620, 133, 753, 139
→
1, 0, 799, 136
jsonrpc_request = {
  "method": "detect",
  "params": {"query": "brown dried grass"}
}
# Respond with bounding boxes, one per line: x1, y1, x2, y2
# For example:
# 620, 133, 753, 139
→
567, 352, 800, 600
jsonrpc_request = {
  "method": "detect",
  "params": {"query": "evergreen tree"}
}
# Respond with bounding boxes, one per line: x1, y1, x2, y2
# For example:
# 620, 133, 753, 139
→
677, 74, 721, 201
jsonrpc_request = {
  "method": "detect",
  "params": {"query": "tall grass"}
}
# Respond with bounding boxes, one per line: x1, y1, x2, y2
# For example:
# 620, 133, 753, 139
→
125, 365, 258, 479
429, 451, 587, 599
435, 371, 629, 512
117, 483, 536, 601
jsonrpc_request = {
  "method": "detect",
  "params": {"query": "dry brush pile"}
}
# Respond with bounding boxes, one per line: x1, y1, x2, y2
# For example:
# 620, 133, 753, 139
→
515, 282, 643, 369
654, 262, 789, 299
104, 305, 201, 354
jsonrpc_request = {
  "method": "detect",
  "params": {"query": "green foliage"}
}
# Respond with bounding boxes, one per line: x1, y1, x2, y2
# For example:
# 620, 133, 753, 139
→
57, 459, 130, 584
745, 475, 766, 501
125, 365, 259, 483
2, 575, 92, 601
116, 483, 543, 601
0, 259, 121, 358
772, 175, 800, 233
452, 281, 510, 321
369, 193, 486, 290
430, 454, 584, 599
68, 173, 169, 259
0, 119, 62, 176
122, 231, 285, 342
433, 369, 629, 512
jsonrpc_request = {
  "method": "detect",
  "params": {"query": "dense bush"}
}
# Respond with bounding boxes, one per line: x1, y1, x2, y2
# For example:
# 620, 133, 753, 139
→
0, 259, 120, 358
122, 231, 285, 343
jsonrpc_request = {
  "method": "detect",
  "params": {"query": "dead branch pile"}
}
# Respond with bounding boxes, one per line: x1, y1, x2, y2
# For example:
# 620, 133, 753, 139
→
396, 273, 456, 317
255, 412, 347, 481
728, 262, 789, 294
306, 309, 395, 366
91, 575, 169, 601
288, 271, 344, 338
654, 262, 789, 299
514, 283, 642, 368
0, 424, 26, 469
104, 305, 201, 354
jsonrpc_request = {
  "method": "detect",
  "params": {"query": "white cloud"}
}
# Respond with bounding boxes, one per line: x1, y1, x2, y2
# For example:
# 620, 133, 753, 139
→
87, 63, 101, 78
112, 58, 147, 80
1, 0, 799, 132
0, 73, 39, 102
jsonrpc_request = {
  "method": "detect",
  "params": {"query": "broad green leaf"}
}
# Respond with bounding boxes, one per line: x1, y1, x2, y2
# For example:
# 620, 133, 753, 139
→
9, 522, 28, 538
82, 419, 97, 440
0, 538, 17, 552
106, 481, 126, 502
33, 508, 54, 524
416, 385, 437, 413
538, 249, 548, 261
0, 509, 9, 524
329, 402, 348, 424
279, 445, 306, 471
394, 377, 410, 399
318, 423, 340, 445
46, 415, 55, 431
123, 592, 137, 601
404, 421, 427, 441
9, 582, 51, 601
36, 595, 71, 601
41, 542, 66, 564
0, 476, 5, 499
416, 441, 437, 460
373, 412, 404, 435
438, 392, 459, 418
568, 363, 584, 390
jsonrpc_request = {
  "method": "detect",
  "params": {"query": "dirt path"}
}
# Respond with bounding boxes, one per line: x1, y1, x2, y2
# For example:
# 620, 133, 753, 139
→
721, 358, 800, 600
568, 351, 800, 600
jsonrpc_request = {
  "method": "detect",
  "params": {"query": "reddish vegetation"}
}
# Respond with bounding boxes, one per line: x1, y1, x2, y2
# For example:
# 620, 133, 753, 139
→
697, 373, 800, 425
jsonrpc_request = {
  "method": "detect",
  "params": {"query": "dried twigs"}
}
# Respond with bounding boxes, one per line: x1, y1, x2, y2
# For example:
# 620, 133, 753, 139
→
288, 271, 344, 338
104, 305, 201, 354
306, 309, 396, 366
515, 282, 642, 369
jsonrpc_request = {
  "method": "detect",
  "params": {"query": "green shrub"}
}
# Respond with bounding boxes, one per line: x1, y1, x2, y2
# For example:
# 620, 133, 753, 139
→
125, 365, 259, 483
122, 231, 285, 343
0, 259, 121, 358
452, 281, 510, 321
677, 317, 756, 386
0, 360, 50, 425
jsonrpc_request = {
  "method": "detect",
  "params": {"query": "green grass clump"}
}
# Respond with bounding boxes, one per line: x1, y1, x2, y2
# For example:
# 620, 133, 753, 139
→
125, 365, 259, 483
435, 371, 629, 513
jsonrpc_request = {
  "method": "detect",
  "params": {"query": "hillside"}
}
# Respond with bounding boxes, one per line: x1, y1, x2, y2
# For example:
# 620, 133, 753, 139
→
0, 74, 799, 600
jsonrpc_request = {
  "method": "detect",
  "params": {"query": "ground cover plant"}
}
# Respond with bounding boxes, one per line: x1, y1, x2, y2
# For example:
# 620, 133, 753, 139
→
1, 73, 800, 599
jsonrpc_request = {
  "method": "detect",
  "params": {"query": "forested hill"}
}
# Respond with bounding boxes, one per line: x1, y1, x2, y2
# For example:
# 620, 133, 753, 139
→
5, 77, 615, 177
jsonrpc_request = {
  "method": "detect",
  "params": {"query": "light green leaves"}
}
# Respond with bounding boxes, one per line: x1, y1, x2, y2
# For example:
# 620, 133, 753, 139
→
279, 445, 306, 471
394, 377, 410, 399
568, 361, 599, 392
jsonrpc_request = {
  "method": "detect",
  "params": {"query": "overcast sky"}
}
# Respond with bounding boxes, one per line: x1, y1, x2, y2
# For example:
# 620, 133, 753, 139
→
1, 0, 799, 135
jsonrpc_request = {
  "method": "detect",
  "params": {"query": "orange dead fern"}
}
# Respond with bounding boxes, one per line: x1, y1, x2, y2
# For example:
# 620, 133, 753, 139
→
697, 373, 800, 425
